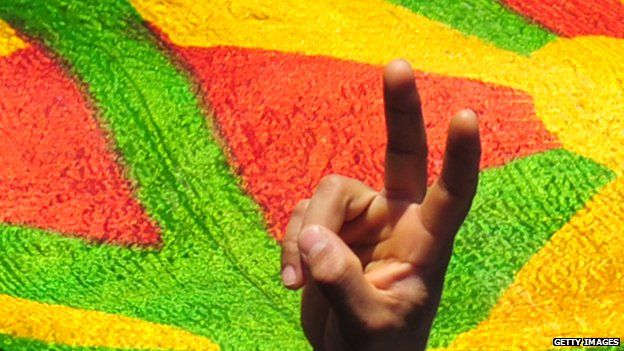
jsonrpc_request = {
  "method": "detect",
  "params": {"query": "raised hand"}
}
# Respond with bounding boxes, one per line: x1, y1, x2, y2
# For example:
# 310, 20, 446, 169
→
280, 59, 481, 351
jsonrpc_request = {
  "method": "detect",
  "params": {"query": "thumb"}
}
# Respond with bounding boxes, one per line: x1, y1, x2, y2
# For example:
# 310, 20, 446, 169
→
299, 225, 377, 321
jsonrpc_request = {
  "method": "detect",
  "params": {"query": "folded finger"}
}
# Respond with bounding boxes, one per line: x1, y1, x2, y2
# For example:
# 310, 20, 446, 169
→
302, 174, 376, 234
280, 199, 309, 289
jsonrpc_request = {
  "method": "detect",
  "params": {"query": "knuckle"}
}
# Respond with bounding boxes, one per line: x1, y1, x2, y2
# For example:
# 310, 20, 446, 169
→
318, 174, 347, 195
281, 239, 299, 254
311, 248, 352, 285
346, 310, 401, 338
437, 178, 470, 202
386, 132, 428, 156
384, 276, 433, 318
417, 142, 429, 156
293, 199, 309, 215
356, 308, 420, 337
360, 316, 396, 335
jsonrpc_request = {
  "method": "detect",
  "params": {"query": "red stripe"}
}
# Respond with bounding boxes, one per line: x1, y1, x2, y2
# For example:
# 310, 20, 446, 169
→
503, 0, 624, 38
172, 45, 559, 239
0, 45, 160, 246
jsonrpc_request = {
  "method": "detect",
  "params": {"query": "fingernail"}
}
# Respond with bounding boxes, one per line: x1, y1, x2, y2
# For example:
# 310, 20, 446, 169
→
281, 265, 296, 286
299, 225, 329, 259
458, 108, 477, 119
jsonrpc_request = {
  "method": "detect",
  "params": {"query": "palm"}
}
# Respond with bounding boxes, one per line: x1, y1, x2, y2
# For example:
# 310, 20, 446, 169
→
281, 59, 481, 351
302, 194, 451, 350
346, 195, 443, 283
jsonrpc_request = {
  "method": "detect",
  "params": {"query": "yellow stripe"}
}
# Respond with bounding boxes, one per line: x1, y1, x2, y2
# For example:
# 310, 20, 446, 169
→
0, 294, 219, 350
0, 20, 27, 57
528, 36, 624, 177
441, 177, 624, 350
131, 0, 624, 175
130, 0, 531, 87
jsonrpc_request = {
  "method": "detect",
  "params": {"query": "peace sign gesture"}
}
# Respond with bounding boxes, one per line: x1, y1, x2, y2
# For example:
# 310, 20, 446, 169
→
280, 59, 481, 351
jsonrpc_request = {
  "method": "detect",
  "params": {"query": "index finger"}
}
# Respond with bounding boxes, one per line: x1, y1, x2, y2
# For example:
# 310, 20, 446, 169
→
382, 59, 428, 202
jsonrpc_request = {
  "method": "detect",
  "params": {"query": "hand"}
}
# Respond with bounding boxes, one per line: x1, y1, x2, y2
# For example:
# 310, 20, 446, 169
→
279, 59, 481, 351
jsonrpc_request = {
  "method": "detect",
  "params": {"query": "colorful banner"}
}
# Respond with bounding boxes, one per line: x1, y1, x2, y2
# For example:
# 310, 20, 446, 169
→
0, 1, 622, 350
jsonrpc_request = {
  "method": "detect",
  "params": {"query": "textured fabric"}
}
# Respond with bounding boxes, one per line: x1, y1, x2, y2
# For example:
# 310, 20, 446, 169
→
0, 0, 622, 350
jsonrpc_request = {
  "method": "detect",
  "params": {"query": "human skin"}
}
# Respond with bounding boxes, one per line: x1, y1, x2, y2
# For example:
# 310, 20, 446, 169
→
279, 58, 481, 351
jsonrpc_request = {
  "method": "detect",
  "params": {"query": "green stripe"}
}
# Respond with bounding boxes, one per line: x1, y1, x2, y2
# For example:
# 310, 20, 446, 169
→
389, 0, 557, 54
429, 149, 615, 348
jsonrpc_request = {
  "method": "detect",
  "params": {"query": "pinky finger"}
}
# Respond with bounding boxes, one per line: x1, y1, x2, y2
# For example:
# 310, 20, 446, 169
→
280, 199, 309, 289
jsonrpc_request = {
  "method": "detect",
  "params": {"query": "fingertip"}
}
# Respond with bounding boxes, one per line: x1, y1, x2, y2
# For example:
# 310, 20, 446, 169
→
281, 264, 303, 290
384, 58, 412, 75
280, 242, 306, 289
457, 108, 477, 120
280, 257, 305, 289
449, 109, 481, 151
451, 109, 479, 133
383, 58, 416, 91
